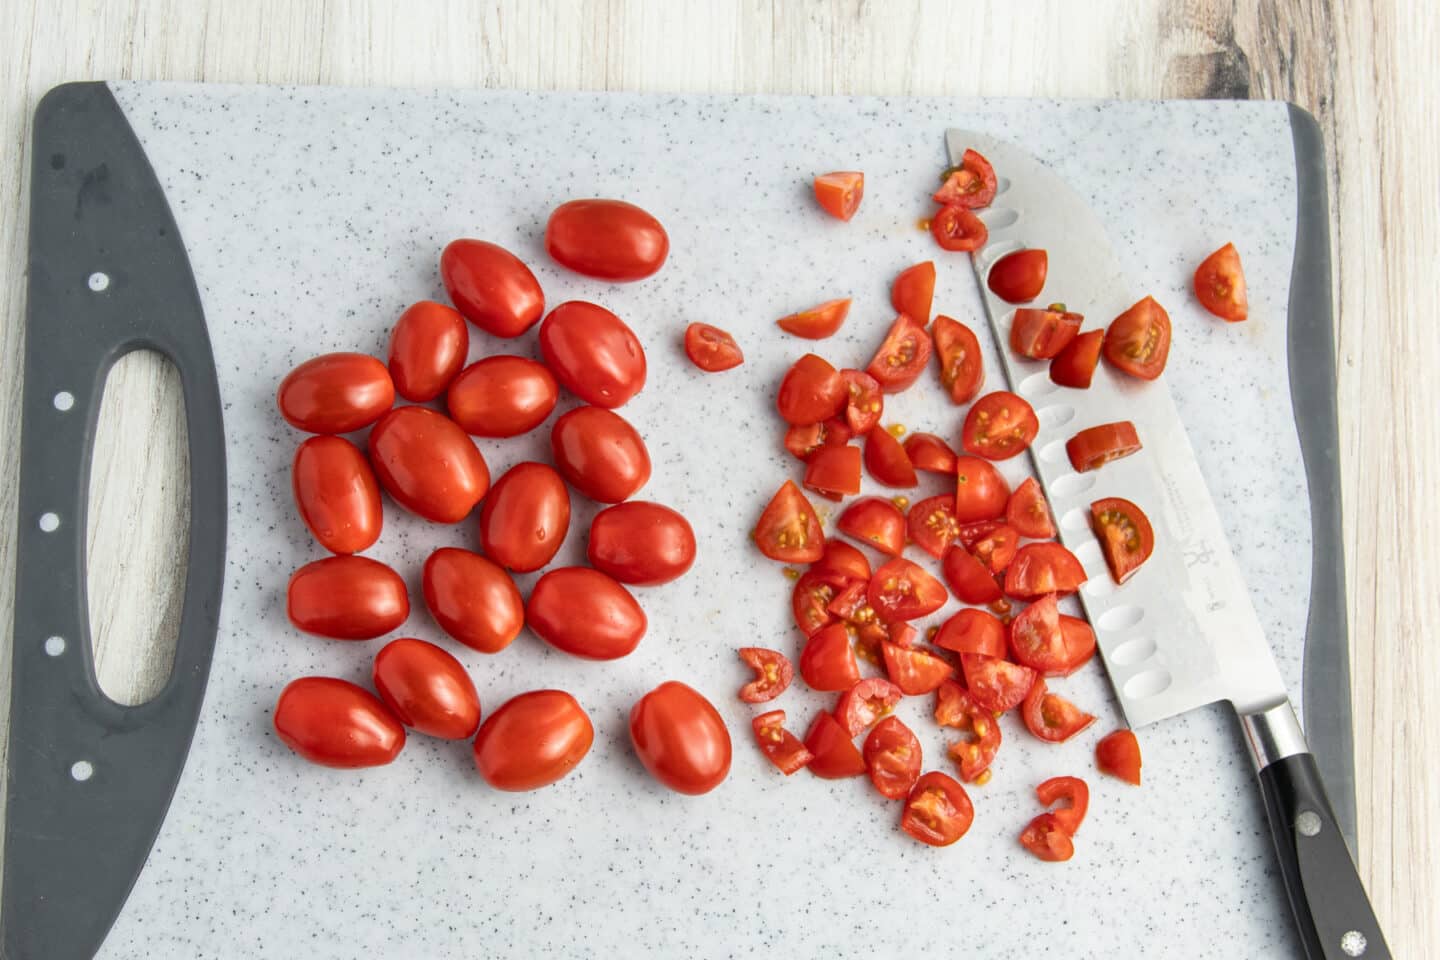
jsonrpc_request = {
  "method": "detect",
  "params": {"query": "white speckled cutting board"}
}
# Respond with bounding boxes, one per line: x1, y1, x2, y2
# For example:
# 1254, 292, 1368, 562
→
98, 85, 1310, 957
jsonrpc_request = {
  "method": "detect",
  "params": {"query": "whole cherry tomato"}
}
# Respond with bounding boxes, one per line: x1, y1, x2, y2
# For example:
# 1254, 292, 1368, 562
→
478, 462, 570, 573
421, 548, 525, 653
544, 199, 669, 281
292, 436, 382, 555
287, 555, 409, 640
527, 567, 647, 660
472, 690, 594, 791
372, 638, 481, 740
629, 681, 732, 795
539, 300, 647, 408
274, 677, 405, 768
277, 353, 394, 434
440, 239, 545, 338
446, 355, 559, 438
550, 406, 651, 503
387, 301, 469, 402
368, 406, 490, 523
587, 501, 697, 585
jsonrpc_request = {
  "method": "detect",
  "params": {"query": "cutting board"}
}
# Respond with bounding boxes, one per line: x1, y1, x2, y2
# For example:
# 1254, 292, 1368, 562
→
6, 83, 1344, 958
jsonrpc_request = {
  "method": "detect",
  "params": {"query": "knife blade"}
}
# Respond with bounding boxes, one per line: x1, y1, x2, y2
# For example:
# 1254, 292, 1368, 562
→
946, 128, 1389, 960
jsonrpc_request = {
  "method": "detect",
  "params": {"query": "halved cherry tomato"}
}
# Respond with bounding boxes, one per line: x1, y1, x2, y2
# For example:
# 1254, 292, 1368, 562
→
868, 558, 948, 622
803, 444, 862, 498
799, 623, 862, 691
526, 567, 647, 660
904, 433, 958, 474
932, 315, 984, 404
1006, 477, 1055, 539
825, 580, 874, 625
1058, 616, 1097, 675
971, 523, 1019, 574
988, 249, 1048, 304
864, 715, 923, 799
891, 261, 936, 326
839, 369, 884, 434
1194, 242, 1248, 322
962, 391, 1038, 461
551, 406, 651, 503
372, 638, 481, 740
933, 149, 997, 208
1066, 421, 1142, 472
752, 710, 813, 775
629, 682, 732, 795
941, 546, 1003, 605
956, 519, 1004, 550
1091, 496, 1155, 583
473, 689, 593, 791
278, 353, 395, 435
288, 556, 409, 640
684, 323, 744, 372
907, 494, 961, 559
587, 500, 697, 586
1010, 305, 1082, 359
544, 198, 669, 281
1008, 594, 1069, 675
961, 653, 1037, 714
902, 771, 975, 847
369, 407, 490, 523
1004, 543, 1087, 599
934, 608, 1006, 658
1049, 329, 1104, 389
1103, 296, 1172, 380
739, 648, 793, 703
811, 540, 871, 582
882, 642, 954, 696
777, 298, 851, 339
792, 569, 848, 636
813, 171, 864, 221
447, 355, 559, 438
388, 301, 468, 402
1037, 775, 1089, 836
930, 204, 988, 252
1021, 678, 1096, 743
755, 480, 825, 563
777, 353, 846, 425
783, 418, 852, 461
440, 239, 545, 338
887, 621, 919, 648
274, 677, 405, 768
479, 461, 570, 573
540, 300, 647, 409
836, 677, 903, 736
954, 456, 1011, 521
1096, 729, 1143, 785
1020, 813, 1074, 861
804, 712, 866, 778
863, 428, 918, 488
837, 497, 906, 556
421, 548, 524, 653
865, 315, 932, 393
935, 680, 1002, 782
292, 436, 382, 555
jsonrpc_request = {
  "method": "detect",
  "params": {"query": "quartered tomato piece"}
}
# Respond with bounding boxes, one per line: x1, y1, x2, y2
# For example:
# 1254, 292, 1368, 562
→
904, 433, 958, 474
811, 540, 872, 582
799, 623, 862, 692
933, 149, 997, 208
776, 353, 846, 425
1020, 813, 1075, 862
836, 678, 904, 736
837, 497, 906, 556
907, 495, 962, 559
930, 204, 988, 252
932, 315, 984, 404
902, 771, 975, 847
803, 444, 863, 499
1006, 477, 1056, 539
988, 249, 1048, 304
825, 580, 875, 625
971, 523, 1018, 575
785, 418, 853, 461
891, 261, 936, 326
1103, 296, 1172, 380
865, 315, 932, 393
864, 715, 924, 799
738, 647, 794, 703
954, 456, 1011, 522
934, 608, 1006, 658
814, 171, 864, 221
1194, 242, 1248, 322
868, 558, 948, 622
1021, 679, 1097, 743
754, 479, 825, 563
961, 654, 1037, 714
683, 323, 744, 372
941, 546, 1003, 605
1058, 616, 1097, 675
887, 621, 919, 648
777, 298, 851, 339
864, 427, 918, 488
935, 680, 1002, 782
1037, 776, 1090, 836
804, 712, 867, 778
955, 519, 1004, 550
1004, 543, 1087, 599
839, 369, 884, 434
792, 569, 848, 636
962, 390, 1039, 460
1010, 305, 1083, 359
1092, 497, 1155, 584
881, 642, 954, 696
1008, 594, 1069, 675
1066, 421, 1142, 472
1050, 329, 1104, 388
752, 710, 813, 775
1096, 729, 1143, 785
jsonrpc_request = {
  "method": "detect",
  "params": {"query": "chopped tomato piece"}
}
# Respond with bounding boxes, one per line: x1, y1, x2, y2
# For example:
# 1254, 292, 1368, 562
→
868, 558, 948, 622
776, 353, 845, 425
901, 771, 975, 847
907, 494, 962, 559
1008, 594, 1069, 675
971, 523, 1018, 575
1021, 678, 1096, 743
1096, 729, 1143, 785
792, 569, 847, 636
863, 715, 923, 799
1010, 304, 1082, 359
683, 322, 744, 371
851, 619, 890, 666
881, 642, 954, 696
935, 680, 1002, 782
955, 519, 1004, 550
1066, 421, 1141, 472
754, 480, 825, 563
738, 647, 793, 702
752, 710, 813, 775
1194, 242, 1248, 322
803, 444, 862, 498
887, 621, 919, 648
987, 249, 1048, 304
1050, 329, 1103, 388
836, 678, 903, 736
777, 298, 851, 339
804, 712, 866, 778
961, 653, 1036, 714
1091, 497, 1155, 584
1006, 478, 1056, 539
930, 204, 988, 252
1020, 813, 1075, 861
904, 433, 958, 474
941, 546, 1003, 605
932, 315, 984, 404
825, 580, 875, 626
934, 608, 1006, 658
813, 171, 864, 221
1103, 296, 1171, 380
954, 456, 1010, 522
799, 623, 862, 692
962, 391, 1038, 461
1004, 543, 1087, 599
865, 315, 932, 393
837, 497, 906, 556
863, 427, 918, 488
839, 369, 883, 434
1036, 775, 1089, 836
1057, 615, 1096, 675
891, 261, 936, 326
810, 540, 871, 582
784, 418, 851, 461
933, 149, 997, 208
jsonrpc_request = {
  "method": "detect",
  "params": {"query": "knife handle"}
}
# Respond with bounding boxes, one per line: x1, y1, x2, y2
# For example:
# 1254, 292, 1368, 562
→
1245, 703, 1390, 959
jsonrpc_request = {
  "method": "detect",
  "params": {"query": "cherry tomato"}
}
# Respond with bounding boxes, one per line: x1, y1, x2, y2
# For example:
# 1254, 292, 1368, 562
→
811, 540, 872, 582
369, 406, 489, 523
1092, 496, 1155, 583
804, 712, 866, 778
629, 681, 732, 795
738, 647, 793, 703
934, 680, 1002, 782
1066, 420, 1142, 472
372, 638, 481, 740
803, 444, 862, 498
863, 428, 917, 488
472, 690, 594, 791
868, 558, 947, 621
825, 580, 874, 624
1006, 477, 1055, 539
684, 323, 744, 372
941, 546, 1002, 605
292, 436, 382, 555
902, 771, 974, 847
906, 495, 960, 559
446, 355, 559, 438
287, 556, 408, 640
1194, 242, 1248, 322
1049, 329, 1104, 388
1058, 615, 1097, 675
544, 198, 669, 281
1009, 594, 1069, 675
551, 405, 651, 503
865, 315, 932, 393
1103, 295, 1172, 380
864, 715, 923, 799
1010, 305, 1082, 359
277, 353, 394, 434
930, 205, 987, 252
588, 500, 696, 586
422, 548, 525, 654
840, 369, 884, 434
539, 300, 647, 408
933, 315, 984, 404
273, 677, 405, 768
1019, 813, 1075, 861
904, 433, 958, 474
1037, 776, 1090, 836
836, 678, 903, 736
962, 391, 1039, 461
440, 239, 545, 338
934, 608, 1006, 658
891, 261, 936, 326
792, 569, 848, 636
813, 171, 864, 221
527, 567, 647, 660
888, 621, 919, 648
776, 353, 845, 425
956, 519, 1005, 551
1021, 679, 1096, 743
881, 642, 954, 696
387, 301, 468, 402
1096, 729, 1143, 785
799, 623, 861, 692
1004, 543, 1088, 599
754, 479, 825, 563
752, 710, 813, 775
961, 653, 1037, 714
988, 249, 1048, 304
777, 298, 851, 339
971, 523, 1018, 575
784, 418, 851, 461
837, 497, 906, 556
479, 462, 571, 573
954, 456, 1011, 521
933, 149, 997, 208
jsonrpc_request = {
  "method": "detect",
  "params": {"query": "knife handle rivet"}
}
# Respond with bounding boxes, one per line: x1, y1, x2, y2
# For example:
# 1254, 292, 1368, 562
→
69, 760, 94, 782
44, 635, 66, 657
1340, 930, 1368, 956
1295, 810, 1322, 837
38, 511, 60, 532
87, 270, 110, 292
53, 390, 75, 411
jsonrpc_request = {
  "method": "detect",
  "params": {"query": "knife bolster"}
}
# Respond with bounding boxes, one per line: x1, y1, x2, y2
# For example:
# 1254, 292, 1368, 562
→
1241, 700, 1308, 772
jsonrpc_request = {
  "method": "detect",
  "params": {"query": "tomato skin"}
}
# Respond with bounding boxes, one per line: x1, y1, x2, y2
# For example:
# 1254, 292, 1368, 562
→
544, 199, 669, 281
987, 249, 1048, 304
738, 647, 794, 703
962, 390, 1039, 460
277, 353, 395, 434
840, 369, 884, 434
369, 406, 490, 523
752, 710, 813, 775
863, 428, 918, 488
684, 323, 744, 372
907, 494, 961, 559
904, 433, 958, 474
933, 149, 997, 208
881, 642, 954, 696
930, 204, 988, 252
776, 353, 845, 425
479, 462, 571, 574
836, 678, 903, 736
539, 300, 647, 408
1008, 594, 1069, 675
813, 171, 864, 221
1010, 306, 1082, 360
961, 653, 1037, 714
421, 548, 525, 653
804, 712, 867, 778
941, 546, 1003, 605
1006, 477, 1055, 539
956, 519, 1004, 551
1021, 679, 1097, 743
777, 298, 851, 339
803, 444, 862, 498
901, 771, 975, 847
1036, 776, 1090, 836
288, 556, 409, 640
588, 500, 697, 586
934, 608, 1006, 658
440, 239, 545, 338
792, 569, 848, 635
292, 436, 383, 555
472, 690, 594, 791
1194, 242, 1248, 322
1096, 729, 1143, 785
864, 715, 923, 799
1020, 813, 1075, 862
954, 456, 1011, 522
1004, 542, 1088, 599
1092, 496, 1156, 583
784, 418, 851, 461
551, 406, 651, 503
372, 638, 481, 740
446, 355, 559, 438
629, 681, 732, 796
971, 523, 1019, 575
837, 497, 906, 556
1049, 329, 1104, 388
799, 623, 861, 691
932, 315, 984, 404
526, 567, 647, 660
1103, 296, 1172, 380
274, 677, 405, 768
865, 315, 932, 393
811, 540, 871, 582
388, 301, 469, 402
1066, 420, 1142, 472
755, 480, 825, 564
1058, 615, 1097, 675
891, 261, 936, 326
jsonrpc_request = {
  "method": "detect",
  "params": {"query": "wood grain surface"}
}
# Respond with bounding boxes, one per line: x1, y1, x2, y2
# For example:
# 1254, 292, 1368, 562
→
1, 0, 1434, 954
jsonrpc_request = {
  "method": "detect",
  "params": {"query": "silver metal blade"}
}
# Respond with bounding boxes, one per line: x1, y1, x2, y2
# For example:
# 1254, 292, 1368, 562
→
946, 129, 1289, 728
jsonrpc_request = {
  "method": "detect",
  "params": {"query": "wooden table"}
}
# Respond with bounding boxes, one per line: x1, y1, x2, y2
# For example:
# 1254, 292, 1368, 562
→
2, 1, 1434, 954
